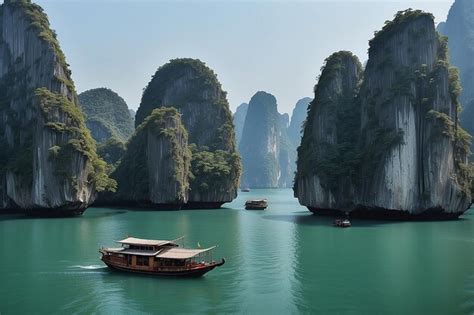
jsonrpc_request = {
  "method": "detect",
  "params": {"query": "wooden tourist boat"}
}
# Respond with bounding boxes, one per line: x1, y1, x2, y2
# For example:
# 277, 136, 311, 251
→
99, 237, 225, 277
333, 219, 351, 228
241, 187, 251, 192
245, 199, 268, 210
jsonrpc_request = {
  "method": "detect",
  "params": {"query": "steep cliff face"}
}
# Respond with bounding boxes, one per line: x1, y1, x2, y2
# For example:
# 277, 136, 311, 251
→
108, 108, 191, 208
129, 109, 136, 125
233, 102, 248, 146
288, 97, 312, 147
78, 88, 134, 143
438, 0, 474, 153
295, 51, 363, 209
135, 58, 240, 207
295, 10, 472, 219
0, 0, 115, 214
278, 128, 296, 188
239, 91, 295, 188
280, 113, 289, 129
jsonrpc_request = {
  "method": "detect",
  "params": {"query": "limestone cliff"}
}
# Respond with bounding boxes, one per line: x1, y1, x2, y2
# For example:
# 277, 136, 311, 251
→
288, 97, 312, 147
129, 109, 136, 125
239, 91, 295, 188
295, 10, 472, 219
135, 58, 240, 208
233, 102, 248, 146
438, 0, 474, 154
0, 0, 115, 215
106, 108, 191, 208
278, 127, 297, 188
78, 88, 134, 143
295, 51, 363, 209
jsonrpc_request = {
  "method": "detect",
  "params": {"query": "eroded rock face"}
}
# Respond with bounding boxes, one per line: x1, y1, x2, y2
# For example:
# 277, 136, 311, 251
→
239, 91, 295, 188
0, 1, 114, 215
288, 97, 312, 147
135, 58, 240, 208
438, 0, 474, 153
233, 102, 248, 146
295, 51, 363, 209
295, 10, 472, 219
108, 108, 191, 208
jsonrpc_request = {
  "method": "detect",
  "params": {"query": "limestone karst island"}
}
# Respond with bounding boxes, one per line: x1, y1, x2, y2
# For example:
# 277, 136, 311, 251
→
1, 0, 474, 314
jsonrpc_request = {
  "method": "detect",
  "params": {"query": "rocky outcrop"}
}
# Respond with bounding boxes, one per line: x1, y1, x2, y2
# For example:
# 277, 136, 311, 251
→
233, 102, 248, 146
0, 0, 115, 215
295, 10, 472, 219
288, 97, 312, 147
135, 58, 240, 208
106, 108, 191, 208
239, 91, 296, 188
278, 130, 296, 188
437, 0, 474, 153
280, 113, 289, 129
129, 109, 136, 125
78, 88, 134, 143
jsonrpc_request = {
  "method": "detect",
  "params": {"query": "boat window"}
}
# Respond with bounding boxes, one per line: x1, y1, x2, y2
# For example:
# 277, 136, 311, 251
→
136, 256, 149, 266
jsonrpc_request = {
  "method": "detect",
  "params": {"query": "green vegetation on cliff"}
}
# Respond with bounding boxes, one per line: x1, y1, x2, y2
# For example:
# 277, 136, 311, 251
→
190, 145, 241, 194
296, 51, 364, 191
296, 9, 472, 208
135, 58, 240, 202
97, 137, 126, 166
136, 59, 235, 148
111, 107, 191, 203
78, 88, 134, 143
36, 88, 117, 192
370, 9, 434, 53
8, 0, 74, 91
0, 0, 116, 197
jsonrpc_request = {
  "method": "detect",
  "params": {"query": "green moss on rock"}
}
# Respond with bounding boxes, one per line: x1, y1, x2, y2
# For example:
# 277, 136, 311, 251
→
296, 51, 364, 191
78, 88, 134, 143
134, 58, 240, 203
36, 88, 116, 192
110, 107, 191, 205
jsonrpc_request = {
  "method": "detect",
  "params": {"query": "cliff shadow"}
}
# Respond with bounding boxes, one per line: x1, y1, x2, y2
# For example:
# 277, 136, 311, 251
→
0, 209, 127, 221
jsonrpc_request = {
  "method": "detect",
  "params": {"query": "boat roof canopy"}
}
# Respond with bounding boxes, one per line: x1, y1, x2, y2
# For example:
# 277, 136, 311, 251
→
117, 237, 176, 247
156, 246, 216, 260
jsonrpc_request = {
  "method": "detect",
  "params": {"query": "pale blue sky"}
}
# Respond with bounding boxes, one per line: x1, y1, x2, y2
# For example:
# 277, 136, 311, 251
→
1, 0, 453, 114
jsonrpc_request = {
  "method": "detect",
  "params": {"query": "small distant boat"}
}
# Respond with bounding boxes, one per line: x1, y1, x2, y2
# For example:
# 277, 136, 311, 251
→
245, 199, 268, 210
333, 219, 351, 228
99, 236, 225, 277
241, 188, 251, 192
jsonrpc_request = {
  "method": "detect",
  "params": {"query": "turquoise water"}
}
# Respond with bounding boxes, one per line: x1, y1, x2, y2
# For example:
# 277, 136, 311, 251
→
1, 189, 474, 314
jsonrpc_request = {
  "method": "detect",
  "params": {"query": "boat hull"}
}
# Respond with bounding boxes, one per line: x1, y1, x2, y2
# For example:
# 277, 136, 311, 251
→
245, 207, 267, 210
102, 259, 225, 278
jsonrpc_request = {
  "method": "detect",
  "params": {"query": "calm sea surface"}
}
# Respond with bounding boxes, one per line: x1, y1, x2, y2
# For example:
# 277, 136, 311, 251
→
1, 189, 474, 314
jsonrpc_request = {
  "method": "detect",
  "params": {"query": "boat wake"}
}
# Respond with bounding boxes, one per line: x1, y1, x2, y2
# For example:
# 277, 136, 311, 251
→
71, 265, 107, 270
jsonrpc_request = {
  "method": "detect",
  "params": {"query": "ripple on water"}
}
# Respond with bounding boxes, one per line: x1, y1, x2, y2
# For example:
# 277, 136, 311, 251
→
70, 265, 108, 270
